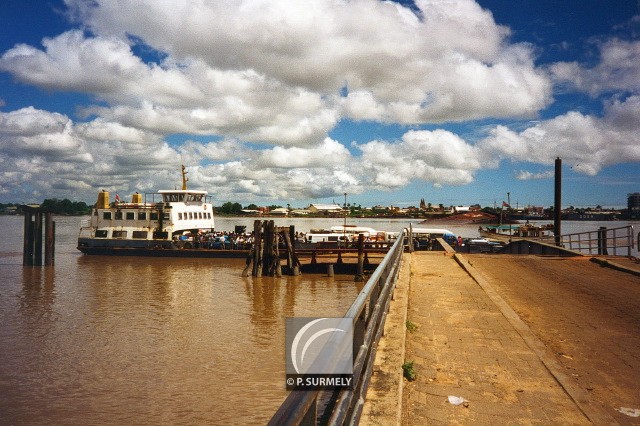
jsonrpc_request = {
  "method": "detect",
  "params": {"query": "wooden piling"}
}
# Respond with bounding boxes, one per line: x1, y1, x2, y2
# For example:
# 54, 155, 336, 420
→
22, 206, 55, 267
252, 220, 262, 277
23, 211, 33, 266
280, 227, 301, 276
45, 212, 54, 266
34, 211, 43, 266
327, 264, 334, 277
242, 247, 254, 277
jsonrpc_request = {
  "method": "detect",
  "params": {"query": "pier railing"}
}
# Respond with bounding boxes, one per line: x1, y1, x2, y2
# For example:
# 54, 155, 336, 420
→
269, 229, 406, 425
537, 225, 635, 257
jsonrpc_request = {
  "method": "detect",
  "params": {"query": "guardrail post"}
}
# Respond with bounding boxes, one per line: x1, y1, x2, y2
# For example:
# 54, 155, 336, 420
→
598, 227, 608, 255
355, 234, 365, 282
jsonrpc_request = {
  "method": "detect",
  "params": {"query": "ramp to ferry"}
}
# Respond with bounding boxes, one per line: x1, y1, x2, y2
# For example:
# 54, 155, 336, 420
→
466, 254, 640, 423
361, 252, 640, 424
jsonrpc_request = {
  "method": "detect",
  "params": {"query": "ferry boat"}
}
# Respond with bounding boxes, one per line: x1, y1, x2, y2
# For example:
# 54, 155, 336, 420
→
77, 167, 234, 257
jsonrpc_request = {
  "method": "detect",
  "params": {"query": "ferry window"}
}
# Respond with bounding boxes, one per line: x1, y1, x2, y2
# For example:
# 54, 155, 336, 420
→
126, 212, 135, 220
95, 230, 108, 238
115, 211, 123, 220
138, 212, 147, 220
178, 213, 183, 220
153, 231, 168, 240
132, 231, 147, 239
199, 212, 203, 219
103, 212, 112, 220
112, 230, 127, 239
162, 213, 170, 220
150, 212, 158, 220
189, 212, 193, 220
163, 193, 185, 202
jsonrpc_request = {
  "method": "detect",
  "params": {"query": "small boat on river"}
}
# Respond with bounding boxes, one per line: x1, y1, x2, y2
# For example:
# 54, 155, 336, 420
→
478, 223, 554, 241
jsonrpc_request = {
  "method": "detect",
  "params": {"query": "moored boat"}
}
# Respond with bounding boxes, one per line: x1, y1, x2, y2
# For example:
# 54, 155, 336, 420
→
478, 223, 554, 241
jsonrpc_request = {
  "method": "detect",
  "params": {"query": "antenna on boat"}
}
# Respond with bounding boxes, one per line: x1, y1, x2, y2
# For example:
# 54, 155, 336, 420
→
181, 164, 189, 190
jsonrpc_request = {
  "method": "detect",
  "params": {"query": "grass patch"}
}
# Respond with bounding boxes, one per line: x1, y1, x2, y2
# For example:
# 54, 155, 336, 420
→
402, 361, 416, 381
406, 320, 418, 333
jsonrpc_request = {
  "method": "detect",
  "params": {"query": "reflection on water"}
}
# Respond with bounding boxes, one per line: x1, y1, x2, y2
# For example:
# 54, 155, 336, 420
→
0, 217, 363, 425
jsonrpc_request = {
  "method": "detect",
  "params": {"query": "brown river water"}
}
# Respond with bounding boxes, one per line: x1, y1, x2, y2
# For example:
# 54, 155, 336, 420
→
0, 215, 368, 425
1, 214, 635, 424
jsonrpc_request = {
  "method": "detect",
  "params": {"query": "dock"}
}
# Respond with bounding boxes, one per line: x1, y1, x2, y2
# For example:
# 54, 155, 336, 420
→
361, 251, 640, 424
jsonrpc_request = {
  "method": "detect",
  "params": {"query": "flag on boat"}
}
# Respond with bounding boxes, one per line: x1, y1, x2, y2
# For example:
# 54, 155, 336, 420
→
502, 201, 510, 208
115, 193, 121, 203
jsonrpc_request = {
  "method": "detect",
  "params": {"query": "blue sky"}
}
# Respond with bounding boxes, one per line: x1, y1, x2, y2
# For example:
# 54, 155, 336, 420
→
0, 0, 638, 208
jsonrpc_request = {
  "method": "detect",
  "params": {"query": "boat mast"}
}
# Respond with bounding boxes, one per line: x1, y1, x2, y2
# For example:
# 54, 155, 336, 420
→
181, 165, 189, 190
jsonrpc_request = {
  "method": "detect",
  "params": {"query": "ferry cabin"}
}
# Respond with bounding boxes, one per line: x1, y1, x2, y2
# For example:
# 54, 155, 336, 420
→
79, 190, 215, 248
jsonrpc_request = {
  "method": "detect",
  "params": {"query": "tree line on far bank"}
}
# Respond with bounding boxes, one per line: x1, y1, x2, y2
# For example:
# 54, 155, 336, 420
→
0, 199, 91, 215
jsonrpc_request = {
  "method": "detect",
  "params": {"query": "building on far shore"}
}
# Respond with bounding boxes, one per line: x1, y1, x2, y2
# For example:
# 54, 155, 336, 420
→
308, 204, 344, 215
268, 207, 289, 216
1, 206, 18, 215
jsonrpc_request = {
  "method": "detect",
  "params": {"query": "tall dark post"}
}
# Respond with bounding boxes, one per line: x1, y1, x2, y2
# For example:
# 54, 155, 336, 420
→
45, 212, 55, 266
252, 220, 262, 277
23, 210, 33, 266
554, 157, 562, 246
34, 210, 43, 266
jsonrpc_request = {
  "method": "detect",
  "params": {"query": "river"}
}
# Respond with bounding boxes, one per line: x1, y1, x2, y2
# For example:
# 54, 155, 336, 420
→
0, 215, 637, 424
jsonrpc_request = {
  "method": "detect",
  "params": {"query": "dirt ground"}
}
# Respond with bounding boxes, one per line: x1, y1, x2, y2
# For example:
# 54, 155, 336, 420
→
467, 254, 640, 424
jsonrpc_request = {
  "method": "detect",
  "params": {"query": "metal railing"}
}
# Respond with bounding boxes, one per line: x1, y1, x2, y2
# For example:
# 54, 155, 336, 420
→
536, 225, 635, 257
269, 229, 406, 425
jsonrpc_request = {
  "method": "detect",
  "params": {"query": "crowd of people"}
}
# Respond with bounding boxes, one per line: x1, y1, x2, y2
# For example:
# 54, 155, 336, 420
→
174, 230, 310, 250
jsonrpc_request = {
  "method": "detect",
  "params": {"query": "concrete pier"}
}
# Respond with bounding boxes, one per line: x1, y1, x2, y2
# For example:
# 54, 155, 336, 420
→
361, 251, 640, 424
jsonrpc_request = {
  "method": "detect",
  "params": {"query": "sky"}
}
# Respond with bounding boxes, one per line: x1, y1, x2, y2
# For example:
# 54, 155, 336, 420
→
0, 0, 639, 208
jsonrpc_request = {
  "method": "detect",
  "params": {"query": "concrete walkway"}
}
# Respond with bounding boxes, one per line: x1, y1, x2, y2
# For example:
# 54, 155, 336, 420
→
361, 251, 600, 424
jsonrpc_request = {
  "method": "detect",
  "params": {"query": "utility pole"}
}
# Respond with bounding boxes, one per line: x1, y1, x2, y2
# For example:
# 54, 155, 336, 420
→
554, 157, 562, 246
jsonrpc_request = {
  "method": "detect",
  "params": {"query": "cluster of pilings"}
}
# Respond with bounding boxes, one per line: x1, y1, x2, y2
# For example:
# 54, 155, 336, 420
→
22, 205, 55, 266
243, 220, 301, 277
